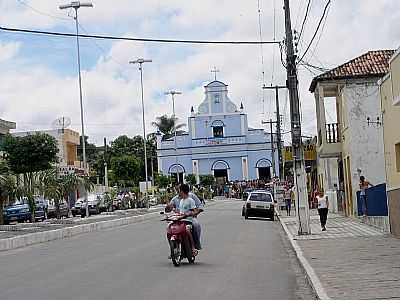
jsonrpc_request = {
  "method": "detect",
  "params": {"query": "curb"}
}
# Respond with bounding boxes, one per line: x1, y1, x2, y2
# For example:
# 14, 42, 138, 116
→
278, 214, 331, 300
0, 211, 161, 252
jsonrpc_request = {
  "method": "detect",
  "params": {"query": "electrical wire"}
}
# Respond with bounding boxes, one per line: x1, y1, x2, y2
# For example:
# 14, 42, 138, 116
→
77, 23, 126, 68
297, 0, 331, 64
257, 0, 266, 115
15, 0, 71, 21
297, 0, 312, 42
307, 3, 331, 66
0, 25, 280, 45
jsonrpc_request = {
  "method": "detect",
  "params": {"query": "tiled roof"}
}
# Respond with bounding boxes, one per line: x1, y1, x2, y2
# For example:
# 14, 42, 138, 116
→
309, 50, 395, 92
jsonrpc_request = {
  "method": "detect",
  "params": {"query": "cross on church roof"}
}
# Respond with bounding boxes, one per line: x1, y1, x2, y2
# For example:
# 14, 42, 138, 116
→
211, 66, 220, 81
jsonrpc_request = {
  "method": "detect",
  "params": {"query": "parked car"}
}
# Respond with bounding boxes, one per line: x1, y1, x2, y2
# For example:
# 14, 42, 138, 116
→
242, 190, 275, 220
71, 198, 83, 217
34, 197, 47, 222
47, 199, 69, 219
3, 198, 31, 224
80, 194, 101, 217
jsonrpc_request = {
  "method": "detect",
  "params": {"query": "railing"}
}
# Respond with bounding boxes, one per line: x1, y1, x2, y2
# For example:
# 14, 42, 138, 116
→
192, 136, 246, 146
326, 123, 340, 143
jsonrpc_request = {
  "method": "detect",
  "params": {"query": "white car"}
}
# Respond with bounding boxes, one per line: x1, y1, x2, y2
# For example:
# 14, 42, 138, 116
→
242, 190, 275, 221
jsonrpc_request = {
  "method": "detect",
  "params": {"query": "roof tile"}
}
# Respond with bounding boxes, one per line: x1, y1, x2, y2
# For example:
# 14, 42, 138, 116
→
309, 50, 395, 92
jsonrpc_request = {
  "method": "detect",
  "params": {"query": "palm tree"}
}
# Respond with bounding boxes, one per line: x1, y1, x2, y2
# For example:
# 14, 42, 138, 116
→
0, 174, 16, 225
61, 174, 81, 211
152, 115, 185, 140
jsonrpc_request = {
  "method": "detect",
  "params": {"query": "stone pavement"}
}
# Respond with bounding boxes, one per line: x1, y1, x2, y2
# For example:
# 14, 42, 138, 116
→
279, 211, 400, 300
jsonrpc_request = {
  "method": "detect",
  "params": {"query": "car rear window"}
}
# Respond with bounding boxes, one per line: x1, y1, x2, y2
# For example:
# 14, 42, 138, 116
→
249, 193, 272, 202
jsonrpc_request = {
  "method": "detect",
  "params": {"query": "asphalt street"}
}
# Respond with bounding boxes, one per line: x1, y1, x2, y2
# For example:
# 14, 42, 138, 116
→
0, 200, 315, 300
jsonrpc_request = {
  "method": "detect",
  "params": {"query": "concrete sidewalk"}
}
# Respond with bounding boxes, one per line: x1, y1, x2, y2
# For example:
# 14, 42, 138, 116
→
279, 211, 400, 300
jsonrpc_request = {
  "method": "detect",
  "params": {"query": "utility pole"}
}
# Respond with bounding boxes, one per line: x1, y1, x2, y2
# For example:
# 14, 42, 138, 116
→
262, 119, 277, 178
104, 137, 108, 191
283, 0, 310, 235
129, 58, 152, 209
263, 84, 286, 179
59, 1, 93, 218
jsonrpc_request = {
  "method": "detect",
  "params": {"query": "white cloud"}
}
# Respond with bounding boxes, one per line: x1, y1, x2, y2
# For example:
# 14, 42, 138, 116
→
1, 0, 399, 146
0, 42, 21, 63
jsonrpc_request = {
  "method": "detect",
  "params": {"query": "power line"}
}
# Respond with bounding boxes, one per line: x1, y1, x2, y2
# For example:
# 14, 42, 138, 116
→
297, 0, 312, 42
307, 3, 331, 66
297, 0, 331, 64
0, 25, 280, 45
15, 0, 71, 21
77, 23, 126, 68
257, 0, 266, 114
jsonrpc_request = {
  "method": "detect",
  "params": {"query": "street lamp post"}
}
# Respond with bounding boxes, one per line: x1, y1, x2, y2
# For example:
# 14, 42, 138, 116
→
59, 1, 93, 218
165, 91, 182, 182
130, 58, 152, 209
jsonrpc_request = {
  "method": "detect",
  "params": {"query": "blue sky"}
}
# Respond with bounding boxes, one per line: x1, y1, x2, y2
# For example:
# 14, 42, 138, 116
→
1, 0, 399, 145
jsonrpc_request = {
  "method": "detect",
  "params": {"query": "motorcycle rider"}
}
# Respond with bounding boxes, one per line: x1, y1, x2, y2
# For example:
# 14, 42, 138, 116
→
166, 184, 203, 250
176, 184, 199, 256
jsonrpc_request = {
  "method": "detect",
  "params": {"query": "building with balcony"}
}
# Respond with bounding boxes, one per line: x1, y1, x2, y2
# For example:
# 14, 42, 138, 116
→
379, 47, 400, 236
12, 128, 85, 174
156, 80, 278, 183
310, 50, 394, 218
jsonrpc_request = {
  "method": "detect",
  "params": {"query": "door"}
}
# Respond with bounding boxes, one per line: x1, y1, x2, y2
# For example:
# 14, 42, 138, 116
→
258, 167, 271, 181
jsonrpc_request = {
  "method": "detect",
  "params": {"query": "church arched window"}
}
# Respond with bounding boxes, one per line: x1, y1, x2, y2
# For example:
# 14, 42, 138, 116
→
211, 120, 225, 138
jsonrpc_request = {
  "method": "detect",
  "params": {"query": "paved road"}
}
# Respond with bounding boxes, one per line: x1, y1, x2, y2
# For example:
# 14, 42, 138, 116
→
0, 200, 314, 300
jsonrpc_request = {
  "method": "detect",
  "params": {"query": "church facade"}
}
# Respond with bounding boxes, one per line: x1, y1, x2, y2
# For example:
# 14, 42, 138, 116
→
156, 80, 278, 183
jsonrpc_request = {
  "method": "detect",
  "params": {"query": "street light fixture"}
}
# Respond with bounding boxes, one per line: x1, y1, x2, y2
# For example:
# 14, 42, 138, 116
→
59, 1, 93, 217
165, 91, 182, 183
130, 58, 152, 208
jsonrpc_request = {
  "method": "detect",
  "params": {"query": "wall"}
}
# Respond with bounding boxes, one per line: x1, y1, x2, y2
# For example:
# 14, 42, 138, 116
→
381, 58, 400, 191
342, 83, 386, 215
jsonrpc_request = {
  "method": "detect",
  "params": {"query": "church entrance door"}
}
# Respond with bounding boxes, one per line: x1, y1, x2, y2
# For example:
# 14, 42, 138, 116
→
171, 172, 184, 184
258, 167, 271, 181
214, 169, 228, 182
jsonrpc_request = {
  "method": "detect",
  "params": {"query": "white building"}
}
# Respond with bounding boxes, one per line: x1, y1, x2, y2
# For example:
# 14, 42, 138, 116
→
310, 50, 393, 224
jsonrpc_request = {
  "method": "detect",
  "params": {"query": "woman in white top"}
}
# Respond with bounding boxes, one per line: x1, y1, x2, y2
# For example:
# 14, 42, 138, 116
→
316, 191, 329, 231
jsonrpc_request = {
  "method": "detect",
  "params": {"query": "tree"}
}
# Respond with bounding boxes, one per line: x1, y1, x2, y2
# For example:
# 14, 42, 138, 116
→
155, 173, 170, 188
200, 175, 215, 187
152, 115, 185, 140
2, 133, 59, 175
109, 135, 158, 186
185, 174, 197, 186
0, 173, 16, 224
110, 155, 142, 187
2, 133, 59, 221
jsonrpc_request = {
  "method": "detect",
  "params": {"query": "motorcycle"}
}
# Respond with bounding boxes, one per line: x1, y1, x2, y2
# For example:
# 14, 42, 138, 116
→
161, 212, 196, 267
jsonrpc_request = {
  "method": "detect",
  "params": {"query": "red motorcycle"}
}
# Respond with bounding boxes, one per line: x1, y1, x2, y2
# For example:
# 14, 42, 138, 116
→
161, 212, 196, 267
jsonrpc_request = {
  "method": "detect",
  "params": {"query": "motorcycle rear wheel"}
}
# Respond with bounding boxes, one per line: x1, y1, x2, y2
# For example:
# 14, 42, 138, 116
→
170, 240, 182, 267
183, 237, 195, 264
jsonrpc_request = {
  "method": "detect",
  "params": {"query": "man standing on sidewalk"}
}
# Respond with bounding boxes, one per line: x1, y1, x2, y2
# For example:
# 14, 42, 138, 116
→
316, 191, 329, 231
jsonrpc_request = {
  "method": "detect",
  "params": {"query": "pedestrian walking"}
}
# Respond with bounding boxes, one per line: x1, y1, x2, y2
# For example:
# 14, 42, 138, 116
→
359, 176, 373, 217
316, 191, 329, 231
284, 187, 292, 216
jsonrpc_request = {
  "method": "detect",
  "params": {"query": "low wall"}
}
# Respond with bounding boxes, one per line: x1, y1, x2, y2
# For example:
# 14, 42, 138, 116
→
0, 211, 160, 252
388, 188, 400, 237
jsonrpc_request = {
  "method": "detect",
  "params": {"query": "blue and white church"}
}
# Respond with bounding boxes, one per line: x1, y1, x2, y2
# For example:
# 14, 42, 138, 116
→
156, 80, 279, 183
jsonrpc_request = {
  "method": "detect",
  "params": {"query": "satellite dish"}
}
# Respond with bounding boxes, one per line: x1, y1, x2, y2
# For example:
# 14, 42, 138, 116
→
52, 117, 71, 132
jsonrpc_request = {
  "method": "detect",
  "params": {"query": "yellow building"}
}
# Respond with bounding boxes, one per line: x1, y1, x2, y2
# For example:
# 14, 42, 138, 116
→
12, 129, 84, 174
379, 47, 400, 236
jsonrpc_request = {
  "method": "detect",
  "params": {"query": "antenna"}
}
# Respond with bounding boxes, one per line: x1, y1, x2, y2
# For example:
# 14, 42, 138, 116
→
52, 116, 71, 133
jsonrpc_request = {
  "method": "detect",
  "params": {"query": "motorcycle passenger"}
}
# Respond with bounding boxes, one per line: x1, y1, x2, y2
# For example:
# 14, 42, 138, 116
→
177, 184, 199, 256
167, 186, 203, 250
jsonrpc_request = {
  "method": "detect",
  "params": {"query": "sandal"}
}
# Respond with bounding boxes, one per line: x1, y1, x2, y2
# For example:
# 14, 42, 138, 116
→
192, 249, 199, 257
